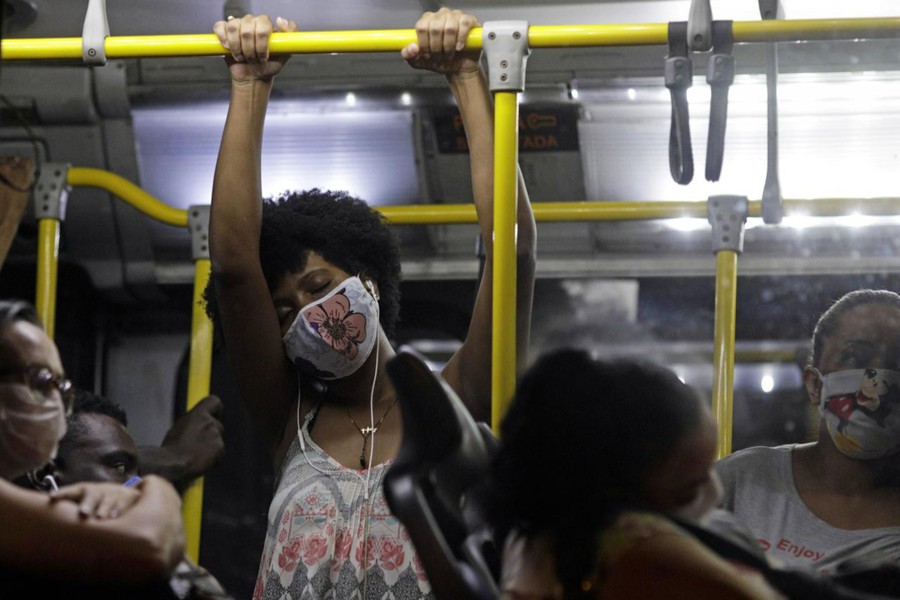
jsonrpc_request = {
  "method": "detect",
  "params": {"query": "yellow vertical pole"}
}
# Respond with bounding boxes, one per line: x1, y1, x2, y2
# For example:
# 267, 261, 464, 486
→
33, 164, 69, 339
492, 91, 519, 433
35, 218, 60, 338
712, 250, 738, 458
707, 195, 747, 459
182, 257, 214, 563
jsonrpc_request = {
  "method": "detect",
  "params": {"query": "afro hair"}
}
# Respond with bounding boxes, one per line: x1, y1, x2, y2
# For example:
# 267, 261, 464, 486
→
205, 189, 402, 337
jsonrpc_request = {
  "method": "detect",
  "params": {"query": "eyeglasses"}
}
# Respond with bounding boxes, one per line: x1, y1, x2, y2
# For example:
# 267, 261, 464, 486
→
0, 365, 74, 415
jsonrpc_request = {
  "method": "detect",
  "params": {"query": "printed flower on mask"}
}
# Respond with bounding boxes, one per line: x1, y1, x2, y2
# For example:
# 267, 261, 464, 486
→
304, 289, 367, 360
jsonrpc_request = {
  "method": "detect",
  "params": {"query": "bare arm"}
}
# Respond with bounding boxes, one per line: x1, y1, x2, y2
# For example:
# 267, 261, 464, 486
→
0, 157, 32, 271
0, 475, 183, 583
209, 15, 299, 456
403, 9, 536, 421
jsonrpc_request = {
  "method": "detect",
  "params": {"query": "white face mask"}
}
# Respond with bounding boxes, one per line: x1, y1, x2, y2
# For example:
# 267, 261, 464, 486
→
282, 275, 380, 380
816, 367, 900, 459
0, 383, 67, 479
672, 470, 723, 522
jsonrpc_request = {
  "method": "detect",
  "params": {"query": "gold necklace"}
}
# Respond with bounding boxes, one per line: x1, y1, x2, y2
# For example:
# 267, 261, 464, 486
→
346, 397, 399, 468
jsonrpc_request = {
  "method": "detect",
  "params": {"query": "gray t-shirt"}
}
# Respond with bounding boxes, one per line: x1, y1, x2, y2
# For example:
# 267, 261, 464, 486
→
715, 444, 900, 574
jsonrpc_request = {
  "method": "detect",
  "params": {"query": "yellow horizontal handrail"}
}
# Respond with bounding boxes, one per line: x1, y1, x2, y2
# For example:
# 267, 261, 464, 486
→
67, 167, 188, 227
62, 167, 900, 225
3, 17, 900, 60
380, 197, 900, 224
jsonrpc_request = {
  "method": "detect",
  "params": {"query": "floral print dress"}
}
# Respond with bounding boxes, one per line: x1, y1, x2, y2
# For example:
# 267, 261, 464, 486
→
254, 406, 433, 600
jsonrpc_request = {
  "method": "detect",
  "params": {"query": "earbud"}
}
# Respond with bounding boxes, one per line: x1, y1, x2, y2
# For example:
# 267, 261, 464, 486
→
42, 474, 59, 492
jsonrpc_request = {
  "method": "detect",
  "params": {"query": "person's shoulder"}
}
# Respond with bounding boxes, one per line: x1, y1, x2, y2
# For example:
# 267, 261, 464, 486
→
610, 510, 684, 537
716, 443, 794, 469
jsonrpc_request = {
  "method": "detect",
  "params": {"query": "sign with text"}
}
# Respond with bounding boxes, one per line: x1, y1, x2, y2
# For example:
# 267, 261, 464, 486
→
433, 104, 580, 154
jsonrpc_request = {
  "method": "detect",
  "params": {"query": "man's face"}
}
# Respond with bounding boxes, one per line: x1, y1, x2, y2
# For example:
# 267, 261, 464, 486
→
55, 413, 139, 485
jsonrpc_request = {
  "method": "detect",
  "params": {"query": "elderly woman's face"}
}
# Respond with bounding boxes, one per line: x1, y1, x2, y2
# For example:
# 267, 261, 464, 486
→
0, 321, 68, 479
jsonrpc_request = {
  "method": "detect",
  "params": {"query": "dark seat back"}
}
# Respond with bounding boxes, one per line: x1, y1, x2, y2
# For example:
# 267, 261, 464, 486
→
383, 347, 500, 600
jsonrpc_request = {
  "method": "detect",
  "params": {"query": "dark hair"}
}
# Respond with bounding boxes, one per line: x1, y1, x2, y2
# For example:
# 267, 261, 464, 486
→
488, 348, 705, 597
56, 389, 129, 471
0, 300, 42, 360
204, 189, 402, 337
810, 289, 900, 368
70, 388, 128, 426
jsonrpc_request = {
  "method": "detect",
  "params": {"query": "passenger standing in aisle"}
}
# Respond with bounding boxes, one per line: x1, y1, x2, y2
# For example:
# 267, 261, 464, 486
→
208, 8, 535, 598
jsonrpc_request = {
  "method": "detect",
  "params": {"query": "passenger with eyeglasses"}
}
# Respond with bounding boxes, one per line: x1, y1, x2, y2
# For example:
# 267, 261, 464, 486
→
0, 364, 75, 411
0, 299, 185, 597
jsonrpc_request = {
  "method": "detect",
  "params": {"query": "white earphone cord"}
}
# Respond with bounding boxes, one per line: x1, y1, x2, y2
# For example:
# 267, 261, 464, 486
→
294, 340, 381, 496
294, 330, 381, 598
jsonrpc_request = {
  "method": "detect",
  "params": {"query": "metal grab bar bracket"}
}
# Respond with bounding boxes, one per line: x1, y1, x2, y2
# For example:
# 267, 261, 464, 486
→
688, 0, 713, 51
33, 163, 70, 221
188, 205, 211, 261
707, 195, 748, 254
758, 0, 786, 21
82, 0, 109, 65
482, 21, 530, 92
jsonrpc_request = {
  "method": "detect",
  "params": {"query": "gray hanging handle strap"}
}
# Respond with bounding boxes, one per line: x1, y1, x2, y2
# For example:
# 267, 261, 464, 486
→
705, 20, 735, 182
665, 22, 694, 185
759, 0, 784, 224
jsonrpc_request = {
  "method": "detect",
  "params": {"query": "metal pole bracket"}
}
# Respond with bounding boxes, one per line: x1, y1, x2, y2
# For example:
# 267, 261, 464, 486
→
82, 0, 109, 65
188, 205, 210, 261
482, 21, 530, 92
33, 163, 70, 221
707, 195, 748, 254
758, 0, 786, 20
687, 0, 713, 52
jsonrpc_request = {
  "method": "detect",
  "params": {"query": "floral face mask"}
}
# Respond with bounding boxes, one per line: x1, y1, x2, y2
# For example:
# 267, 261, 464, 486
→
282, 275, 380, 380
816, 367, 900, 459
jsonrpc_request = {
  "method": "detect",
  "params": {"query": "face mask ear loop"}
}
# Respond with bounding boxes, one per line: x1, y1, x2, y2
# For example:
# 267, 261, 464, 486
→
811, 367, 826, 405
363, 338, 380, 501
